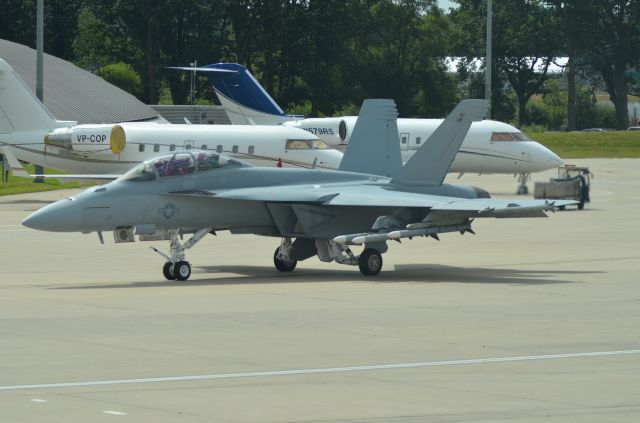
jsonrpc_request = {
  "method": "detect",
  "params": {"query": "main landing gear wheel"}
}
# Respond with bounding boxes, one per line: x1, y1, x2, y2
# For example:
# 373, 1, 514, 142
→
359, 248, 383, 276
163, 262, 176, 280
274, 247, 297, 272
174, 261, 192, 281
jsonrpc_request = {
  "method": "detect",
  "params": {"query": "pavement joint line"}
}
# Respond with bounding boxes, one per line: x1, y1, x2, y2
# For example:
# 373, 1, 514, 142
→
103, 410, 127, 416
1, 349, 639, 392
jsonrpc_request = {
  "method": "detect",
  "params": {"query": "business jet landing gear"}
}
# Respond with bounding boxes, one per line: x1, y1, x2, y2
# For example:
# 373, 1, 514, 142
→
516, 173, 530, 195
152, 228, 210, 281
358, 248, 383, 276
274, 238, 297, 272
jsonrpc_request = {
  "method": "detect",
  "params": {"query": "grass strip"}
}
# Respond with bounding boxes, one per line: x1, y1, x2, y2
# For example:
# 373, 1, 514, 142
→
526, 131, 640, 158
0, 165, 94, 196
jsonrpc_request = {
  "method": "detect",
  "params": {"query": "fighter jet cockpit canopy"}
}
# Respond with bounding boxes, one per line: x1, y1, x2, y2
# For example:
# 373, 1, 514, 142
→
120, 150, 250, 182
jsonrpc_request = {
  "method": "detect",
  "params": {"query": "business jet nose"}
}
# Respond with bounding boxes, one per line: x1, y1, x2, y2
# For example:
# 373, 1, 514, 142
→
22, 197, 82, 232
533, 143, 564, 170
543, 144, 564, 167
319, 149, 345, 169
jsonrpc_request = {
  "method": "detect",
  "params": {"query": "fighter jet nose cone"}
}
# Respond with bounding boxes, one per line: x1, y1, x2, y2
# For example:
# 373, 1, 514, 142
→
22, 212, 41, 230
22, 207, 55, 231
22, 199, 82, 232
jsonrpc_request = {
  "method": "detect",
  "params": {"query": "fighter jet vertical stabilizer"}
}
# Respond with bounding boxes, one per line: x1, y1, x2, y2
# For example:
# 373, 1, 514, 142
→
338, 99, 403, 178
392, 99, 488, 186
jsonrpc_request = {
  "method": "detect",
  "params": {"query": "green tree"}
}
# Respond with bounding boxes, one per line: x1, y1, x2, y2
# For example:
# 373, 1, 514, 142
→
74, 0, 229, 104
451, 0, 562, 124
541, 78, 567, 130
352, 0, 456, 117
96, 62, 143, 96
552, 0, 640, 129
74, 7, 143, 70
0, 0, 84, 60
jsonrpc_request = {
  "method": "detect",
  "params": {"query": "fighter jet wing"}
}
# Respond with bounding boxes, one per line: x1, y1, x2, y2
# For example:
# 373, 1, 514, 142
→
169, 184, 453, 208
321, 189, 455, 208
430, 198, 578, 218
331, 197, 578, 245
168, 186, 340, 203
168, 185, 576, 216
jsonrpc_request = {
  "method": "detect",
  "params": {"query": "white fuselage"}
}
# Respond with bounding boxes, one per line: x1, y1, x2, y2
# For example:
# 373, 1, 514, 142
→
284, 117, 562, 174
1, 122, 344, 174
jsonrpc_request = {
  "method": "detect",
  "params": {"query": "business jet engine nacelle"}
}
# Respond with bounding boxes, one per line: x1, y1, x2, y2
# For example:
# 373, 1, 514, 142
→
283, 117, 349, 147
45, 124, 126, 154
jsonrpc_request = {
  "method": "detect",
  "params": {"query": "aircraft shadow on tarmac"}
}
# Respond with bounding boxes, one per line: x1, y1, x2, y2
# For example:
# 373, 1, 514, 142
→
52, 264, 601, 289
0, 199, 55, 205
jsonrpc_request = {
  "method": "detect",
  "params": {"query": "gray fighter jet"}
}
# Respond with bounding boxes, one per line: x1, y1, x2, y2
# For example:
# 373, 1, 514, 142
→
23, 99, 573, 280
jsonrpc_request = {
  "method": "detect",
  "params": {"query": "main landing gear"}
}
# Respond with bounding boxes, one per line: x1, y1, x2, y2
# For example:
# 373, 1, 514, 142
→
152, 228, 210, 281
358, 248, 383, 276
273, 238, 384, 276
274, 238, 297, 272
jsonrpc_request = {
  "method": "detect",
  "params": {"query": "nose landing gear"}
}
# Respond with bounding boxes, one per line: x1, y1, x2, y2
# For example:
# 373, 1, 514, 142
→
152, 228, 210, 281
516, 173, 530, 195
162, 260, 192, 281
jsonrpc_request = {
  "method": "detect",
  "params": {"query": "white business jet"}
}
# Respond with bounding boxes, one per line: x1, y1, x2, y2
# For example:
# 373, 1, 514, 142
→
0, 58, 342, 175
182, 62, 563, 193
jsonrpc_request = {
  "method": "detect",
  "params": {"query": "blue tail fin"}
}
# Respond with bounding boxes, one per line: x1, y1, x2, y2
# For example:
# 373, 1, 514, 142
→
203, 63, 291, 124
206, 63, 284, 115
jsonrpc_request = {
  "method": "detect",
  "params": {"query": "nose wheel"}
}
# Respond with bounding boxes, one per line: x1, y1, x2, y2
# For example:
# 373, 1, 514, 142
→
173, 261, 191, 281
163, 262, 175, 280
516, 173, 530, 195
162, 261, 191, 281
153, 228, 211, 282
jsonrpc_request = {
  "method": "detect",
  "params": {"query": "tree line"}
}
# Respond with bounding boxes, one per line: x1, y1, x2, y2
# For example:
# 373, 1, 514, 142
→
2, 0, 639, 129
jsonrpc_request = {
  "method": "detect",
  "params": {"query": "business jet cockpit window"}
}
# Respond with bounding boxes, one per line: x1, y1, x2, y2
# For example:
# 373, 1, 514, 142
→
491, 132, 532, 142
511, 132, 532, 141
490, 132, 515, 141
285, 139, 330, 150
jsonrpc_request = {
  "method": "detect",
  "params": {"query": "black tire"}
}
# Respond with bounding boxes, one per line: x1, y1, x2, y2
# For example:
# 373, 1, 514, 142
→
358, 248, 383, 276
163, 262, 176, 280
274, 247, 297, 272
174, 261, 191, 281
578, 202, 584, 210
